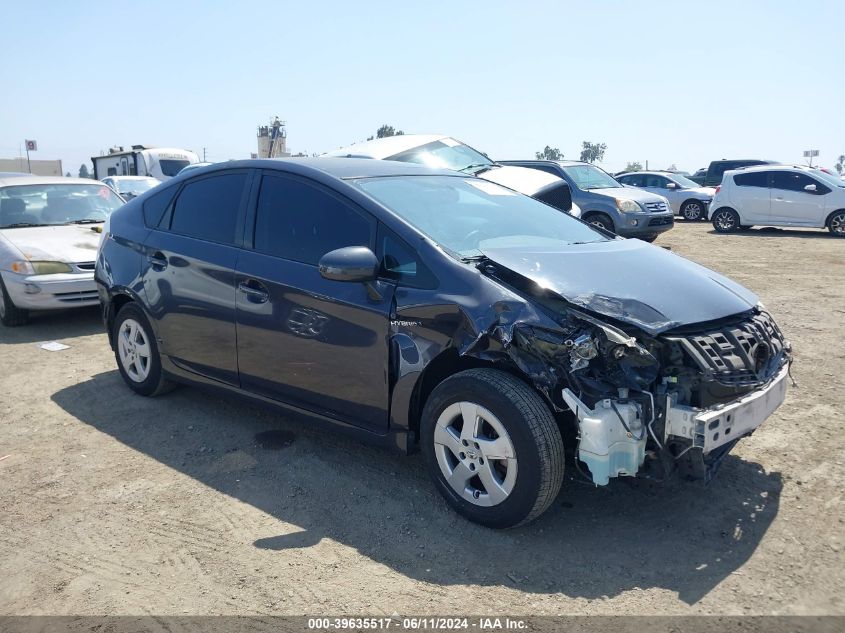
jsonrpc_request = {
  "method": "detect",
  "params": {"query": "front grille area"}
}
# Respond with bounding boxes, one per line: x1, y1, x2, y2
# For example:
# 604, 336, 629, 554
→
54, 290, 98, 303
644, 201, 669, 212
665, 311, 787, 387
649, 217, 674, 227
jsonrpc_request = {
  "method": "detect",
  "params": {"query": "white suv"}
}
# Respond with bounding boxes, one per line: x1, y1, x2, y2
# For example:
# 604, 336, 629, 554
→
710, 165, 845, 236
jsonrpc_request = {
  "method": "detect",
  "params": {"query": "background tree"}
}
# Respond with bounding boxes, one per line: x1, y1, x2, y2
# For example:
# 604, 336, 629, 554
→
78, 164, 90, 179
580, 141, 607, 163
835, 154, 845, 175
535, 145, 563, 160
65, 171, 71, 177
624, 161, 643, 172
667, 163, 678, 171
376, 125, 404, 139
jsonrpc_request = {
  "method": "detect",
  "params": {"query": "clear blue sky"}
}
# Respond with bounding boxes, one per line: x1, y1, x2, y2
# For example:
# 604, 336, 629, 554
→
2, 0, 843, 175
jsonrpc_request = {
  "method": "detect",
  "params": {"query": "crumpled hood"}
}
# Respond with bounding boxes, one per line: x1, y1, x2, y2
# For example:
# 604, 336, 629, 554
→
480, 239, 759, 335
589, 187, 668, 204
481, 165, 562, 196
0, 224, 102, 263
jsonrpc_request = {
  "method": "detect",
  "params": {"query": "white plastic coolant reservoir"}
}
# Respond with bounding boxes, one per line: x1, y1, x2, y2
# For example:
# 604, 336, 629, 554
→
561, 390, 647, 486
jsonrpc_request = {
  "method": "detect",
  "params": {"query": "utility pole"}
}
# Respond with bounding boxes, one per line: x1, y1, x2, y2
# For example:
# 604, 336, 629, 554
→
202, 147, 207, 161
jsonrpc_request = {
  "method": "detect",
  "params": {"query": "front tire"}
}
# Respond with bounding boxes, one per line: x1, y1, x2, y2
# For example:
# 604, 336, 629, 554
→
421, 369, 564, 529
113, 303, 174, 396
585, 213, 615, 233
680, 200, 705, 221
0, 277, 29, 327
712, 208, 740, 233
828, 210, 845, 237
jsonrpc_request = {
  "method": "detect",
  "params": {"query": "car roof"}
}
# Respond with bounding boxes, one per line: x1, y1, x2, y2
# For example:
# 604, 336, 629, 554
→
0, 176, 104, 188
728, 164, 810, 174
103, 175, 159, 180
171, 157, 462, 180
618, 170, 674, 177
323, 134, 449, 160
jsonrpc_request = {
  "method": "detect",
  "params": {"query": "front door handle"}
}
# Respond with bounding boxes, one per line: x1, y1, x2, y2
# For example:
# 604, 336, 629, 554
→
238, 280, 269, 303
147, 251, 168, 270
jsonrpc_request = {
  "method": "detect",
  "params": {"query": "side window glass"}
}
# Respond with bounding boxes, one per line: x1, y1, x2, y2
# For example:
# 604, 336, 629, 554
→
644, 174, 665, 188
254, 175, 373, 265
143, 186, 177, 227
378, 225, 437, 289
168, 173, 246, 244
733, 172, 769, 188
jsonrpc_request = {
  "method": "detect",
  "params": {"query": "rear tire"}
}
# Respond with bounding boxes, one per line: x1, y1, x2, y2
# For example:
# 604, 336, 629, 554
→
421, 368, 564, 529
0, 277, 30, 327
712, 208, 740, 233
680, 200, 705, 221
585, 213, 615, 233
828, 210, 845, 237
113, 302, 175, 396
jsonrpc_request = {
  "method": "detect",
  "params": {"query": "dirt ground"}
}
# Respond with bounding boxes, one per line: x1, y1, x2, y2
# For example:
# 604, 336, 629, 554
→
1, 222, 843, 616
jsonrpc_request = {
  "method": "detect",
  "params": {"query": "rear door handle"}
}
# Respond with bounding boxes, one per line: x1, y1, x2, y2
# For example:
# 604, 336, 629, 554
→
147, 251, 167, 270
238, 280, 269, 303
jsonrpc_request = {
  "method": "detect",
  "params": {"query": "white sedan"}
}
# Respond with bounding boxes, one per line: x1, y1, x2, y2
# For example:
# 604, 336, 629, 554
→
0, 176, 125, 326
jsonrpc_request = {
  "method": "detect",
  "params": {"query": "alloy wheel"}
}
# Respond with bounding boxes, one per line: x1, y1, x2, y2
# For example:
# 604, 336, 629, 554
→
433, 401, 517, 507
830, 212, 845, 236
683, 202, 703, 221
714, 210, 737, 231
118, 318, 152, 383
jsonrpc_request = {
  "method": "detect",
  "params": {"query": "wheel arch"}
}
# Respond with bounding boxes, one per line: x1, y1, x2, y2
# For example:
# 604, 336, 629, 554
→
825, 208, 845, 227
401, 348, 539, 451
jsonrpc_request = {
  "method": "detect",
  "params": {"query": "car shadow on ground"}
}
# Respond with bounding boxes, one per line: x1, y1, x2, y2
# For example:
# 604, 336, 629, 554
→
707, 227, 834, 239
52, 371, 783, 605
0, 306, 103, 345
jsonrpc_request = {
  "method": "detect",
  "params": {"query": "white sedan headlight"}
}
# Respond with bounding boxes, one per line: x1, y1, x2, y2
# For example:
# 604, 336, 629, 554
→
8, 260, 73, 275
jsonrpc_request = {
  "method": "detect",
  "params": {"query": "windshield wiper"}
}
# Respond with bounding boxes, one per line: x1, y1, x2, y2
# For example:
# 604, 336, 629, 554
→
2, 222, 49, 228
459, 163, 495, 175
65, 219, 104, 225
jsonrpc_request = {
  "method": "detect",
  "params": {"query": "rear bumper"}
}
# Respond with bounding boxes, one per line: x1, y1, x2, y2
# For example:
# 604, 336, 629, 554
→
0, 270, 98, 310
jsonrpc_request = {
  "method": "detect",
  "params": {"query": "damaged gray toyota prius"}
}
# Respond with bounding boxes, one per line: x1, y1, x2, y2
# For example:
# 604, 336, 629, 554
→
96, 158, 792, 529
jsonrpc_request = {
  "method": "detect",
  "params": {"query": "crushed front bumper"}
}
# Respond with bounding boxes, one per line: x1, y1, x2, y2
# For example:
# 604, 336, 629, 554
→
664, 363, 790, 480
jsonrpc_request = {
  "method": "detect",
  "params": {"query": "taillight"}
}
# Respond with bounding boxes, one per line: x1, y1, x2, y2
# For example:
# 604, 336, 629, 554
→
714, 185, 721, 195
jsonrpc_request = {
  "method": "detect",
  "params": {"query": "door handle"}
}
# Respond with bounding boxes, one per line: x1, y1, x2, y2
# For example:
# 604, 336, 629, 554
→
238, 280, 269, 303
147, 251, 167, 270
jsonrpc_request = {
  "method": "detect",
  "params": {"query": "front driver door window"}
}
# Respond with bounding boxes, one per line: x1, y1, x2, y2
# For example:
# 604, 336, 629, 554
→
235, 172, 394, 432
770, 171, 830, 225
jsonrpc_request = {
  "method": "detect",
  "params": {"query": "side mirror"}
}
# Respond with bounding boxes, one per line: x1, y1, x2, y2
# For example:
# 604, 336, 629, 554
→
318, 246, 379, 283
665, 182, 677, 189
804, 183, 817, 193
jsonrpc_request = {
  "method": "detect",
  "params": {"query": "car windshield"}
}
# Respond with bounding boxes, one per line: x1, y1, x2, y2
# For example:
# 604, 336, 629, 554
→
353, 175, 608, 258
111, 178, 159, 194
812, 169, 845, 188
387, 139, 495, 174
669, 174, 701, 188
0, 183, 124, 228
560, 164, 622, 190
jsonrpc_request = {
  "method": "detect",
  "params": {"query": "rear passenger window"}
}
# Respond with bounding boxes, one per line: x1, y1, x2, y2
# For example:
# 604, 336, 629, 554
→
169, 173, 246, 244
143, 186, 177, 227
254, 175, 373, 265
733, 172, 769, 188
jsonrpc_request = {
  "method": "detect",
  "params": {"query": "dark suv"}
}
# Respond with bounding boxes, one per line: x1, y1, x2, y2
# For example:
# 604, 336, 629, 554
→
96, 158, 791, 528
701, 160, 779, 187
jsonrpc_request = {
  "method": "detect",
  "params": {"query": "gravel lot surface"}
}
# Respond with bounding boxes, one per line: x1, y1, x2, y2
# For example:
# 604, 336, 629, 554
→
1, 222, 843, 616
